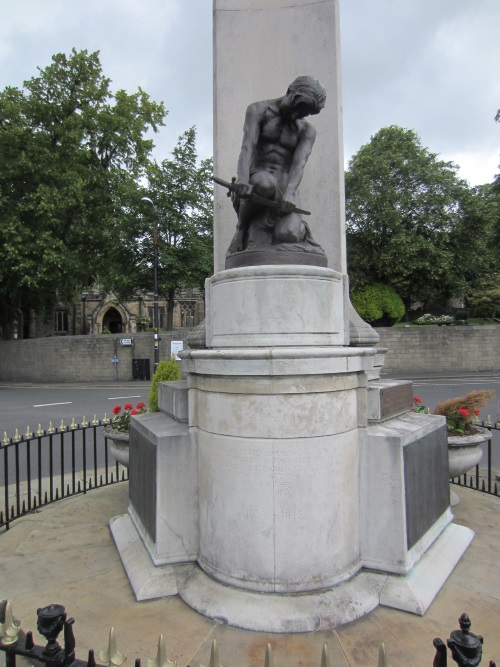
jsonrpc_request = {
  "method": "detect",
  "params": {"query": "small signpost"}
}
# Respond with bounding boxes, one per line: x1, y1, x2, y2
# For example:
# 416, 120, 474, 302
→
171, 341, 183, 360
120, 338, 133, 346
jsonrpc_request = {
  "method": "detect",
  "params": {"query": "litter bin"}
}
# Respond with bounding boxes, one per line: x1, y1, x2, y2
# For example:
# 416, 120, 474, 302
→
132, 358, 150, 381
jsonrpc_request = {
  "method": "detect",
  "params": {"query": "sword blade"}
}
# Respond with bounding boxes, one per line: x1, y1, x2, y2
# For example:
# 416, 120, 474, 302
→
212, 175, 310, 216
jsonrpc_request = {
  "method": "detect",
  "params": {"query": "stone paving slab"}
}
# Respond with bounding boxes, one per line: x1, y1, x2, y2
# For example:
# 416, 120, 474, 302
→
1, 483, 499, 667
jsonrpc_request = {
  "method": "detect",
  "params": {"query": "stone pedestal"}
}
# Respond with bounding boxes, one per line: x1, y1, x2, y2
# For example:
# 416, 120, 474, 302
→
206, 265, 348, 347
184, 347, 374, 593
110, 343, 473, 629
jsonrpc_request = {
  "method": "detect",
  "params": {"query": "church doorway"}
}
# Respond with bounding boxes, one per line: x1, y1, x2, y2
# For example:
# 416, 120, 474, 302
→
102, 307, 123, 334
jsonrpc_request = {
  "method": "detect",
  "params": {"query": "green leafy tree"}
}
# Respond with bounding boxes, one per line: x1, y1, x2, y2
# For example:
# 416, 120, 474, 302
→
0, 49, 166, 339
469, 274, 500, 320
103, 127, 213, 330
345, 126, 493, 316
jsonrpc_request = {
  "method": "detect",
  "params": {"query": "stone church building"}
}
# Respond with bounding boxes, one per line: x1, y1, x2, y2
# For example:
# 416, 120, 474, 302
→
24, 287, 205, 339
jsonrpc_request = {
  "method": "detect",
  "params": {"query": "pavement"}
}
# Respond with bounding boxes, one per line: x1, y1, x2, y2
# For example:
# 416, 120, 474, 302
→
1, 484, 500, 667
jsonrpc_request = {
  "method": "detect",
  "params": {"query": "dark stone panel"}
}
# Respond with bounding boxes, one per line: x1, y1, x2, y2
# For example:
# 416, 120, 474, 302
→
129, 430, 157, 543
404, 425, 450, 550
380, 383, 412, 419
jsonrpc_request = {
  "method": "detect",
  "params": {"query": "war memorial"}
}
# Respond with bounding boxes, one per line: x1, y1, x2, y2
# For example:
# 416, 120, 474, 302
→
110, 0, 473, 632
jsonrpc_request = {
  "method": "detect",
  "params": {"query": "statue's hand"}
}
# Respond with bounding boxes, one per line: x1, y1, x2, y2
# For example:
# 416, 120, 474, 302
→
278, 199, 296, 214
231, 180, 253, 199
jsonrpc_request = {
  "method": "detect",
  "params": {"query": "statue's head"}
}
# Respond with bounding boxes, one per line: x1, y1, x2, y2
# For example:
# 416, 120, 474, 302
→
282, 76, 327, 119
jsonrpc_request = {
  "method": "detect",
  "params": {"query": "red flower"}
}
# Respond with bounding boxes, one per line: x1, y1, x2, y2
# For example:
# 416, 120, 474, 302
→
474, 409, 480, 416
136, 402, 146, 410
459, 408, 469, 417
130, 410, 138, 415
413, 397, 421, 403
112, 405, 122, 415
124, 403, 133, 410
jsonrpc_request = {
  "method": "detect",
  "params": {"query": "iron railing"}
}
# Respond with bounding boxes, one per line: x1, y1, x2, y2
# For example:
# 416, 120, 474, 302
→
0, 601, 496, 667
1, 417, 128, 531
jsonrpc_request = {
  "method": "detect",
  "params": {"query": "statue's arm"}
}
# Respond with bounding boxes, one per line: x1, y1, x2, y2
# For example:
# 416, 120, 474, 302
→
284, 123, 317, 201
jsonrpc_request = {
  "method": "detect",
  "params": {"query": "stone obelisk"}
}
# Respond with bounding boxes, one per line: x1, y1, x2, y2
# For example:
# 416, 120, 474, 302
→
110, 0, 475, 633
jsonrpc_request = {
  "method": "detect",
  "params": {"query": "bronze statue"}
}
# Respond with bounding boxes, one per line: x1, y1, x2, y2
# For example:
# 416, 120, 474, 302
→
220, 76, 328, 268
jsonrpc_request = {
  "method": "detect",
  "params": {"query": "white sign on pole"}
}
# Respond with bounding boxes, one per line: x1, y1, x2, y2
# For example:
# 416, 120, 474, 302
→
170, 341, 183, 360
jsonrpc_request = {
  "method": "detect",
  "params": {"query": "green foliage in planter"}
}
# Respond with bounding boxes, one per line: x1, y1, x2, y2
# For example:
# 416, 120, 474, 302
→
148, 357, 181, 412
454, 309, 469, 321
351, 283, 405, 326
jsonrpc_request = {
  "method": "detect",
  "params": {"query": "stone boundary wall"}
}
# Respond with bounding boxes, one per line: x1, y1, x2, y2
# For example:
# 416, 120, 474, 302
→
0, 333, 189, 383
375, 326, 500, 374
0, 327, 498, 382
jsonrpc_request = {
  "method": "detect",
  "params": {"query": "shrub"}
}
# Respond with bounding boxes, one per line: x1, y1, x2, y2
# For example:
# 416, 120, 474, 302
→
414, 313, 454, 325
473, 303, 500, 319
351, 283, 405, 326
434, 390, 495, 435
148, 357, 181, 412
454, 309, 469, 321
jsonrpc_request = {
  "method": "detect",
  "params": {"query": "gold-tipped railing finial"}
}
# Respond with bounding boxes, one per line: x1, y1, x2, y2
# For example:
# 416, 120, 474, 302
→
99, 627, 126, 667
264, 643, 274, 667
378, 642, 388, 667
147, 635, 176, 667
320, 644, 331, 667
201, 639, 223, 667
0, 600, 21, 646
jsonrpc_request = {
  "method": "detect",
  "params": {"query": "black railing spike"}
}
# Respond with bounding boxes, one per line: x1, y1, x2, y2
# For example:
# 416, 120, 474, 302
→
135, 659, 141, 667
0, 511, 3, 525
87, 648, 96, 667
64, 617, 76, 665
121, 470, 125, 481
33, 497, 37, 509
99, 474, 103, 486
44, 491, 48, 504
56, 489, 59, 501
25, 631, 34, 650
78, 481, 81, 493
110, 472, 114, 483
89, 479, 93, 490
22, 500, 26, 514
482, 479, 486, 492
10, 505, 15, 519
469, 477, 473, 488
495, 482, 498, 496
67, 484, 70, 496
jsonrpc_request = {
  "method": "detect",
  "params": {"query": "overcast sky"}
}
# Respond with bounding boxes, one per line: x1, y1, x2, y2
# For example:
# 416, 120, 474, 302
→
1, 0, 499, 186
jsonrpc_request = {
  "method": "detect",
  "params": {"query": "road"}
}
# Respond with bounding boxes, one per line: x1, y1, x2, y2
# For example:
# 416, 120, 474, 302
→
0, 383, 150, 439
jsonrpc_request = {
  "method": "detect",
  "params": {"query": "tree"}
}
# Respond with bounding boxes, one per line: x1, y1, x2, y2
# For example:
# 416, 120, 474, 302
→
469, 273, 500, 320
102, 127, 213, 330
345, 126, 493, 316
0, 49, 166, 338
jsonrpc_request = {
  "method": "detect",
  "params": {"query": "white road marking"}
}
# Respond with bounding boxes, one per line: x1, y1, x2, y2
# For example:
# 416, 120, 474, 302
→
107, 395, 142, 400
33, 402, 72, 407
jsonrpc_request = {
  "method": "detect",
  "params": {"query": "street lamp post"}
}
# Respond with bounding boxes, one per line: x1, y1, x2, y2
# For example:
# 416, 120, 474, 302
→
141, 197, 160, 371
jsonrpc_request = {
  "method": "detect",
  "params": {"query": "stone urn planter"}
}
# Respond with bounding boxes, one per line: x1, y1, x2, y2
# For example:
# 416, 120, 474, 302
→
103, 426, 130, 469
448, 426, 491, 506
